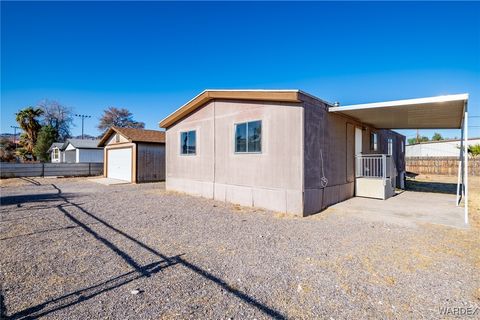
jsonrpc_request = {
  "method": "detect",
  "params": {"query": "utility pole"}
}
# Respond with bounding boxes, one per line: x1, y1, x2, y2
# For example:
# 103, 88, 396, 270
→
10, 125, 20, 148
75, 114, 92, 139
416, 129, 420, 143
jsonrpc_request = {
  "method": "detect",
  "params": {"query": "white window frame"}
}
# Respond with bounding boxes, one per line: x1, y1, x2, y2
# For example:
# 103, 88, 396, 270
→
388, 138, 393, 155
52, 148, 59, 160
234, 120, 262, 154
180, 130, 197, 156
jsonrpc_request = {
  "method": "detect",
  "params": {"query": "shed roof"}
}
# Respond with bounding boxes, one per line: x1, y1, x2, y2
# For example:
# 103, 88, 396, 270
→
98, 127, 166, 147
329, 94, 468, 129
158, 89, 328, 128
48, 142, 63, 152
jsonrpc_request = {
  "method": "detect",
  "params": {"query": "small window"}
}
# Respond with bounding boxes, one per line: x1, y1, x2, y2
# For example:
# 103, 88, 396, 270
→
53, 148, 59, 160
115, 134, 120, 143
370, 132, 378, 151
235, 120, 262, 153
180, 130, 196, 155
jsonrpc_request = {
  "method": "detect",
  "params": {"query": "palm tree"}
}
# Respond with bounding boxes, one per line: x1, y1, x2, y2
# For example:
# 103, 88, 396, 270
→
15, 107, 44, 159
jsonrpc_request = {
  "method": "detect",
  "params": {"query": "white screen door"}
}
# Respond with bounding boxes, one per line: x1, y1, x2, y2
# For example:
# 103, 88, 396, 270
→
355, 128, 363, 155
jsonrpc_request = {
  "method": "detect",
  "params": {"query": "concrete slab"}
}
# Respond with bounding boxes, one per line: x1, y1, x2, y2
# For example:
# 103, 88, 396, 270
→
89, 177, 131, 185
329, 191, 466, 228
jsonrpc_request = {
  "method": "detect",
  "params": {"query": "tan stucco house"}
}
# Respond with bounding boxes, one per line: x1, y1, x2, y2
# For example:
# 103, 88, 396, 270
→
159, 90, 406, 216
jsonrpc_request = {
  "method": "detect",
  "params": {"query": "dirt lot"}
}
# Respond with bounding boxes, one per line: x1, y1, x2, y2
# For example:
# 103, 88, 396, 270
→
1, 176, 479, 319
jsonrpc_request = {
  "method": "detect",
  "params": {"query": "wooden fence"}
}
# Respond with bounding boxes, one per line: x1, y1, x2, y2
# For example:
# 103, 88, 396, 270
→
406, 157, 480, 176
0, 163, 103, 179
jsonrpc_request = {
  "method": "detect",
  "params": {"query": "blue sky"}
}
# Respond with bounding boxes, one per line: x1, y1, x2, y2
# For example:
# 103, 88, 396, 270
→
2, 1, 479, 141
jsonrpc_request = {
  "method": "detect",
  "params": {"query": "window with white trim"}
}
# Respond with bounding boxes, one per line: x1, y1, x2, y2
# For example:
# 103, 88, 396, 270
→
180, 130, 196, 155
53, 148, 59, 160
388, 138, 393, 155
235, 120, 262, 153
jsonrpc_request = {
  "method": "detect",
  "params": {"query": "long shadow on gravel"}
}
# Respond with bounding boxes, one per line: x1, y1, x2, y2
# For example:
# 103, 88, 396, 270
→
7, 184, 286, 320
0, 193, 75, 206
0, 223, 99, 241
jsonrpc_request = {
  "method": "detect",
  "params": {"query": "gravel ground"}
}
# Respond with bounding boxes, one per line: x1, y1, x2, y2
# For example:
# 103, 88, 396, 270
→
1, 177, 479, 319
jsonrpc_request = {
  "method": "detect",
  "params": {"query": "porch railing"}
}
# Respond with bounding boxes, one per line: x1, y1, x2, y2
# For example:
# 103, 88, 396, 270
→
355, 154, 396, 185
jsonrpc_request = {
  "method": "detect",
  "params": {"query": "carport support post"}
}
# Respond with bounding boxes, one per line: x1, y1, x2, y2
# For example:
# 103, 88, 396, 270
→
464, 101, 469, 225
457, 115, 465, 206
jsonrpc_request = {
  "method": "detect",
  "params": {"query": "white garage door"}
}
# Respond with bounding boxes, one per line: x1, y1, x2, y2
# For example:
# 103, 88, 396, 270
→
107, 148, 132, 182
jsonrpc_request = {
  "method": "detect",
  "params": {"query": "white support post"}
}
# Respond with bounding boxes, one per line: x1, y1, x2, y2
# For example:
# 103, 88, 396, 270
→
456, 160, 461, 205
457, 111, 465, 206
464, 101, 469, 225
382, 154, 387, 186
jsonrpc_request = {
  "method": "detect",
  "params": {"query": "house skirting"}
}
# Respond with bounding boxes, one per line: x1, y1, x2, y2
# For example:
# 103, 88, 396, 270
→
166, 177, 303, 215
303, 182, 355, 216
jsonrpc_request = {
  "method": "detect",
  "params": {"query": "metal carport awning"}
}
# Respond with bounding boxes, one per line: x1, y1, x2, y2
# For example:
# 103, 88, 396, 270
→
328, 93, 468, 129
329, 93, 470, 224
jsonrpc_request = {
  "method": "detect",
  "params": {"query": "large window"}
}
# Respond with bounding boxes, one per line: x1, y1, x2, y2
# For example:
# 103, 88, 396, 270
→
370, 132, 378, 151
180, 130, 196, 155
235, 120, 262, 153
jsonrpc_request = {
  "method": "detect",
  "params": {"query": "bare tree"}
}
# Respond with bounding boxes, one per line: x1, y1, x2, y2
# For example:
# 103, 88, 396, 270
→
97, 107, 145, 132
38, 99, 74, 141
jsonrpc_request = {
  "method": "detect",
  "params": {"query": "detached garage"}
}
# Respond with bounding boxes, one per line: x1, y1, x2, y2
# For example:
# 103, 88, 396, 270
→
98, 127, 166, 183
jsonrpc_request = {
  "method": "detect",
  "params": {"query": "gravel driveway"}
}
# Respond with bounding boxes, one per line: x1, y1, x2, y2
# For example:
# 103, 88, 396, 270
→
1, 177, 479, 319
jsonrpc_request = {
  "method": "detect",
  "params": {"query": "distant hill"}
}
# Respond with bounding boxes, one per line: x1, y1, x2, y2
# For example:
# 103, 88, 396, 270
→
72, 134, 102, 140
0, 133, 20, 142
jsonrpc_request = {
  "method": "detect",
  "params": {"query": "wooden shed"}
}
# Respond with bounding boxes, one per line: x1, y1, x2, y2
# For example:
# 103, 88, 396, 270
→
98, 127, 166, 183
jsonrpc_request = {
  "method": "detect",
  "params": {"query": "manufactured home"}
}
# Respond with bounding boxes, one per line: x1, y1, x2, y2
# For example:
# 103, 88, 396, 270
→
159, 90, 407, 216
98, 127, 166, 183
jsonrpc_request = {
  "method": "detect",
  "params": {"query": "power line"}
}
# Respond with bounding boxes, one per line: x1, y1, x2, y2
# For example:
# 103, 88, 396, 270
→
10, 125, 20, 148
75, 114, 92, 139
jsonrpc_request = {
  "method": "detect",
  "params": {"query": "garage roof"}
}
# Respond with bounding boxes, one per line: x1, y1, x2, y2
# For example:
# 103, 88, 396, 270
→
48, 142, 63, 152
329, 94, 468, 129
98, 127, 166, 147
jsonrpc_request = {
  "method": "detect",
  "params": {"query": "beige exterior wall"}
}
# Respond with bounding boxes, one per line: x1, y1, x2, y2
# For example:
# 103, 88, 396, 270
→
166, 101, 215, 197
165, 96, 406, 217
106, 133, 129, 145
166, 100, 304, 214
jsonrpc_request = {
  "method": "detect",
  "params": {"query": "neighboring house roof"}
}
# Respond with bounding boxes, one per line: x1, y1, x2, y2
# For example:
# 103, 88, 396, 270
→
62, 139, 102, 150
48, 142, 63, 152
98, 127, 166, 147
407, 137, 480, 146
158, 89, 331, 128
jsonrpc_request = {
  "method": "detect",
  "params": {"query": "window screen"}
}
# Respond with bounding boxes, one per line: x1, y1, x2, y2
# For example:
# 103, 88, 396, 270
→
181, 130, 196, 155
235, 120, 262, 153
